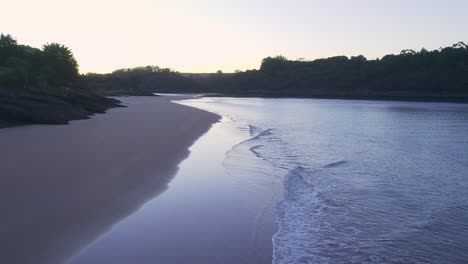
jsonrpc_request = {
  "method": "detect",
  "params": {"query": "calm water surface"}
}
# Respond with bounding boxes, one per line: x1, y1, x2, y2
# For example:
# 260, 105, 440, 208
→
71, 98, 468, 264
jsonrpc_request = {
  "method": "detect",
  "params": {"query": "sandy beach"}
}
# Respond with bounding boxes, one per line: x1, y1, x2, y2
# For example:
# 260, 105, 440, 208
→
0, 96, 219, 264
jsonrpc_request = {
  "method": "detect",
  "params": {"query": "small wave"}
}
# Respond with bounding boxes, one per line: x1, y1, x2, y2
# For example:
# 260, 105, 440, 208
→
273, 167, 326, 263
248, 124, 263, 136
224, 125, 274, 159
283, 167, 315, 196
322, 160, 349, 168
243, 125, 274, 141
249, 145, 264, 158
273, 166, 362, 264
251, 128, 273, 140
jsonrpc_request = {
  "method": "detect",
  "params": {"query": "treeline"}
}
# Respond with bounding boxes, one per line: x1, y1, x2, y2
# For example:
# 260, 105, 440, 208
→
85, 66, 198, 95
0, 34, 120, 127
225, 42, 468, 99
0, 34, 80, 92
85, 42, 468, 101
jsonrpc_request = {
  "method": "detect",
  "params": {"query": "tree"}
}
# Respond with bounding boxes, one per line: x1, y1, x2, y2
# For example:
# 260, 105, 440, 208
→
400, 49, 416, 55
0, 34, 85, 93
452, 42, 467, 49
351, 55, 367, 62
260, 55, 288, 73
0, 34, 19, 65
41, 43, 79, 89
0, 34, 17, 48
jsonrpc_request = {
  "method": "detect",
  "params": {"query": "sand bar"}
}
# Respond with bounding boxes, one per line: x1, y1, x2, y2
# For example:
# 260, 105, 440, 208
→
0, 96, 219, 264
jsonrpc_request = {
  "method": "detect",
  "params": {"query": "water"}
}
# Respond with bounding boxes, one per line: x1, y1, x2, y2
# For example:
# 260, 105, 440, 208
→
68, 111, 278, 264
70, 97, 468, 263
181, 98, 468, 263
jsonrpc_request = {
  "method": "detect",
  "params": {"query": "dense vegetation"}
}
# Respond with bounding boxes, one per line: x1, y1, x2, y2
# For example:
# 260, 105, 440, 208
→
85, 42, 468, 101
85, 66, 195, 95
0, 34, 121, 127
230, 42, 468, 99
0, 34, 81, 92
3, 32, 466, 126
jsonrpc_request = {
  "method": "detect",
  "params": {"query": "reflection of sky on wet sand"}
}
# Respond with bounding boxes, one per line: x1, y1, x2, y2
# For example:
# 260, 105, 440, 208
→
69, 113, 278, 264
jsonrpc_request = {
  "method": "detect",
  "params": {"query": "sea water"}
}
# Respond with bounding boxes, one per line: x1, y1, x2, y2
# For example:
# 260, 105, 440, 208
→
182, 97, 468, 263
70, 97, 468, 264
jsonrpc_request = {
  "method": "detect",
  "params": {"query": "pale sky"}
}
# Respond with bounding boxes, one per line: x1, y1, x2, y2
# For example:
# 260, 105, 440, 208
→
2, 0, 467, 73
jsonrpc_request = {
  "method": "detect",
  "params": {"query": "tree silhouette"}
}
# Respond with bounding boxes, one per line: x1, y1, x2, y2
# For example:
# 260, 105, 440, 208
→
41, 43, 79, 89
83, 41, 468, 101
0, 35, 80, 92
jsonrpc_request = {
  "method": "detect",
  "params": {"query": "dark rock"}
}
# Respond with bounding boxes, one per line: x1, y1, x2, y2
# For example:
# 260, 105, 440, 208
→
0, 89, 123, 127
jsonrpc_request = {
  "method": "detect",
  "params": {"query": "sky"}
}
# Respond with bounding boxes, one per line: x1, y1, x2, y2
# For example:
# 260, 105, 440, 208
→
1, 0, 467, 73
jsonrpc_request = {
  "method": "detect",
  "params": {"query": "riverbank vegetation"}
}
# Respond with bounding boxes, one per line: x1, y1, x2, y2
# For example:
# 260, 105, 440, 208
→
1, 33, 467, 127
85, 42, 468, 101
0, 34, 121, 127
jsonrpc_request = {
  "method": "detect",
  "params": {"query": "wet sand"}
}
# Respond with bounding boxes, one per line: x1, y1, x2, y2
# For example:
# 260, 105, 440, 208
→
68, 99, 280, 264
0, 96, 219, 264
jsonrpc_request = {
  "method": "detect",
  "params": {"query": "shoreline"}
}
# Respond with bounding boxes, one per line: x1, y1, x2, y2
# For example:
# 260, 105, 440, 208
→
0, 96, 220, 264
200, 93, 468, 104
2, 90, 463, 132
68, 98, 280, 264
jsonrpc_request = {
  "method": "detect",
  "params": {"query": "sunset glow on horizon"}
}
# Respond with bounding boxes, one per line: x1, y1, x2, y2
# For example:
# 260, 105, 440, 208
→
2, 0, 467, 74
